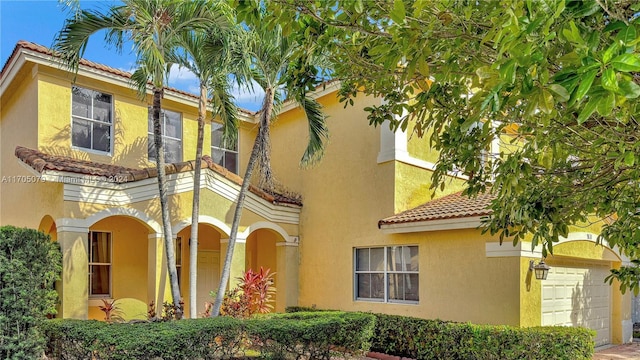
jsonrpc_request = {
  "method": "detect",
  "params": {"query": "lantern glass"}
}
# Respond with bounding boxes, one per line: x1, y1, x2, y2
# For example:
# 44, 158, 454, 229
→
533, 261, 550, 280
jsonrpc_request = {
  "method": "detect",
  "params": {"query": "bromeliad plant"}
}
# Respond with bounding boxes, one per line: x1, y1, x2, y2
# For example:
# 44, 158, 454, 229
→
98, 299, 124, 323
208, 267, 276, 319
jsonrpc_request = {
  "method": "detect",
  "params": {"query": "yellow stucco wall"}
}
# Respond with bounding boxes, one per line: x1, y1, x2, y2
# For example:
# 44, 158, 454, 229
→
394, 161, 466, 213
406, 125, 440, 165
0, 64, 65, 228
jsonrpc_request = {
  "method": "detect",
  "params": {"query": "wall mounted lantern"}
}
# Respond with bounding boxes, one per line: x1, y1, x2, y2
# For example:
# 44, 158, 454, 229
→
529, 259, 550, 280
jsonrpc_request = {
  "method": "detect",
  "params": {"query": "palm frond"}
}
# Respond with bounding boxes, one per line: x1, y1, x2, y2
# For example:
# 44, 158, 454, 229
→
211, 78, 239, 150
53, 6, 129, 73
297, 96, 328, 167
130, 67, 150, 100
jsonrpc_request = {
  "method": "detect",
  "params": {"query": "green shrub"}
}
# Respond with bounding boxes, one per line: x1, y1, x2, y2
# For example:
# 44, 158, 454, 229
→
0, 226, 62, 360
42, 312, 375, 360
371, 313, 595, 360
247, 311, 375, 359
284, 306, 329, 313
42, 317, 246, 360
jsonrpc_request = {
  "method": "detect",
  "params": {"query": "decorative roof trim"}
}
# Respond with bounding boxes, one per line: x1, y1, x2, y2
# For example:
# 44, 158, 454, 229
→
1, 41, 256, 121
380, 216, 484, 234
2, 41, 343, 122
15, 145, 302, 207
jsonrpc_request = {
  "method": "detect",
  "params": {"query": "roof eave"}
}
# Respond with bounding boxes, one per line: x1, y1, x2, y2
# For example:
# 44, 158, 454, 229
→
379, 215, 486, 234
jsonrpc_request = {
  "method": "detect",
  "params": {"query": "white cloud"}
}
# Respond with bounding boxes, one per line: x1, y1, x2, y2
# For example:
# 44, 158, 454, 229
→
168, 64, 198, 83
230, 80, 265, 104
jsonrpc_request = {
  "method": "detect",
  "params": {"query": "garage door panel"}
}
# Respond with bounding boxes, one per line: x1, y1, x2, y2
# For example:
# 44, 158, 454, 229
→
541, 261, 611, 347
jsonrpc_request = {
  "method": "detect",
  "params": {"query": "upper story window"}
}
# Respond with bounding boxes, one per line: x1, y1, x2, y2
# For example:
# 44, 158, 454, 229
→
148, 109, 183, 163
211, 123, 238, 174
71, 86, 112, 153
354, 245, 419, 303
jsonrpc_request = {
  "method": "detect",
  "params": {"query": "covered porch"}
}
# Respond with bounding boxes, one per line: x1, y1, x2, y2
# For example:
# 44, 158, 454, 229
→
19, 146, 301, 320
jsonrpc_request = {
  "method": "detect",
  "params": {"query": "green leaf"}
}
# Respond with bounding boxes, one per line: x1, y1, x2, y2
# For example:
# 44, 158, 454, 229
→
553, 0, 565, 19
390, 0, 406, 24
412, 0, 425, 16
624, 152, 635, 167
611, 54, 640, 72
548, 84, 570, 102
601, 68, 618, 91
539, 89, 554, 114
354, 0, 364, 13
596, 92, 615, 116
602, 43, 619, 64
604, 21, 627, 33
571, 69, 597, 105
615, 24, 637, 46
562, 21, 584, 45
499, 59, 516, 84
619, 80, 640, 99
476, 66, 497, 80
577, 98, 598, 124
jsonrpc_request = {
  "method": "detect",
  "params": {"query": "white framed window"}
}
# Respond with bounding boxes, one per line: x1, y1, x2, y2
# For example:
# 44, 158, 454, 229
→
148, 108, 183, 163
88, 231, 112, 297
211, 122, 238, 174
354, 245, 419, 303
71, 86, 112, 153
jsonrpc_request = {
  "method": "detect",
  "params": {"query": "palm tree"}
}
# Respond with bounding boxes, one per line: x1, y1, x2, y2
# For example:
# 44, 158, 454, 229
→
171, 15, 250, 318
54, 0, 226, 319
211, 23, 329, 317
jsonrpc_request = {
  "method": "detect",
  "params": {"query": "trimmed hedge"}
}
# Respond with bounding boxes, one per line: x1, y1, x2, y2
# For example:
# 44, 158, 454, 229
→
370, 313, 595, 360
249, 312, 375, 359
42, 317, 246, 360
41, 311, 375, 360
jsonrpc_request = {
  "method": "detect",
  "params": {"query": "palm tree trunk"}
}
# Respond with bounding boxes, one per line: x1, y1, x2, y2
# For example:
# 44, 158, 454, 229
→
152, 87, 183, 319
211, 87, 275, 317
189, 83, 207, 318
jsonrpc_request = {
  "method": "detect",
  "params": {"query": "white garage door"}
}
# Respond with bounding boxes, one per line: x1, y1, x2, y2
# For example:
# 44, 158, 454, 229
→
541, 261, 611, 347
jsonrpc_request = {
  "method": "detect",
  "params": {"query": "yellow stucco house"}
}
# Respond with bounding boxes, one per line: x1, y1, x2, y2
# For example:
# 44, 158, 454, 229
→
0, 41, 632, 346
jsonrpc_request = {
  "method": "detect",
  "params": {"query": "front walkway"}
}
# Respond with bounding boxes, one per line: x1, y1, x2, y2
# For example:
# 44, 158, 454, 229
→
594, 341, 640, 360
363, 342, 640, 360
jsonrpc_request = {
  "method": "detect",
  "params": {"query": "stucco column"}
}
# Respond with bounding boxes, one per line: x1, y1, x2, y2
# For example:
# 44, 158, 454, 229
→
220, 237, 246, 290
612, 261, 634, 344
147, 233, 168, 312
57, 228, 89, 319
275, 237, 299, 312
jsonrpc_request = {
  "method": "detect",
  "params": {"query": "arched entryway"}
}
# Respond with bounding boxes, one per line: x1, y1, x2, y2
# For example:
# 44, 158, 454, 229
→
38, 215, 57, 241
85, 215, 155, 321
175, 223, 226, 318
242, 222, 298, 312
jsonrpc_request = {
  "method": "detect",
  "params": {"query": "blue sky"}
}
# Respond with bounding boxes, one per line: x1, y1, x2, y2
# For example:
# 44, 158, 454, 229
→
0, 0, 262, 111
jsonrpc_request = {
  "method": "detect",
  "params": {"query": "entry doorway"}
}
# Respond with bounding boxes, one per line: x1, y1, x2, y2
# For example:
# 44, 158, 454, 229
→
196, 250, 220, 316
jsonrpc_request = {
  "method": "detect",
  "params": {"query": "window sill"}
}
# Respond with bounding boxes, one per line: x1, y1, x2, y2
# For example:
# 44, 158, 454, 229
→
354, 299, 419, 305
71, 146, 112, 157
89, 298, 113, 307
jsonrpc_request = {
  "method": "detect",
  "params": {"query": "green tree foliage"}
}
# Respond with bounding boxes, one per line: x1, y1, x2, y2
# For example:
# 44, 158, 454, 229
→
0, 226, 62, 360
211, 17, 329, 317
241, 0, 640, 292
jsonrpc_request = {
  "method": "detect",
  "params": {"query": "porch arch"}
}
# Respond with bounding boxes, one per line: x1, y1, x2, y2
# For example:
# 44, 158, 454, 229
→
172, 215, 231, 238
240, 221, 291, 242
556, 232, 628, 264
84, 207, 161, 234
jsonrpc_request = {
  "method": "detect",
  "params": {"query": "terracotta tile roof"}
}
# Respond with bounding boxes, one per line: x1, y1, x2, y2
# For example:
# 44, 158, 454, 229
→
378, 191, 494, 227
1, 41, 256, 116
15, 146, 301, 206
